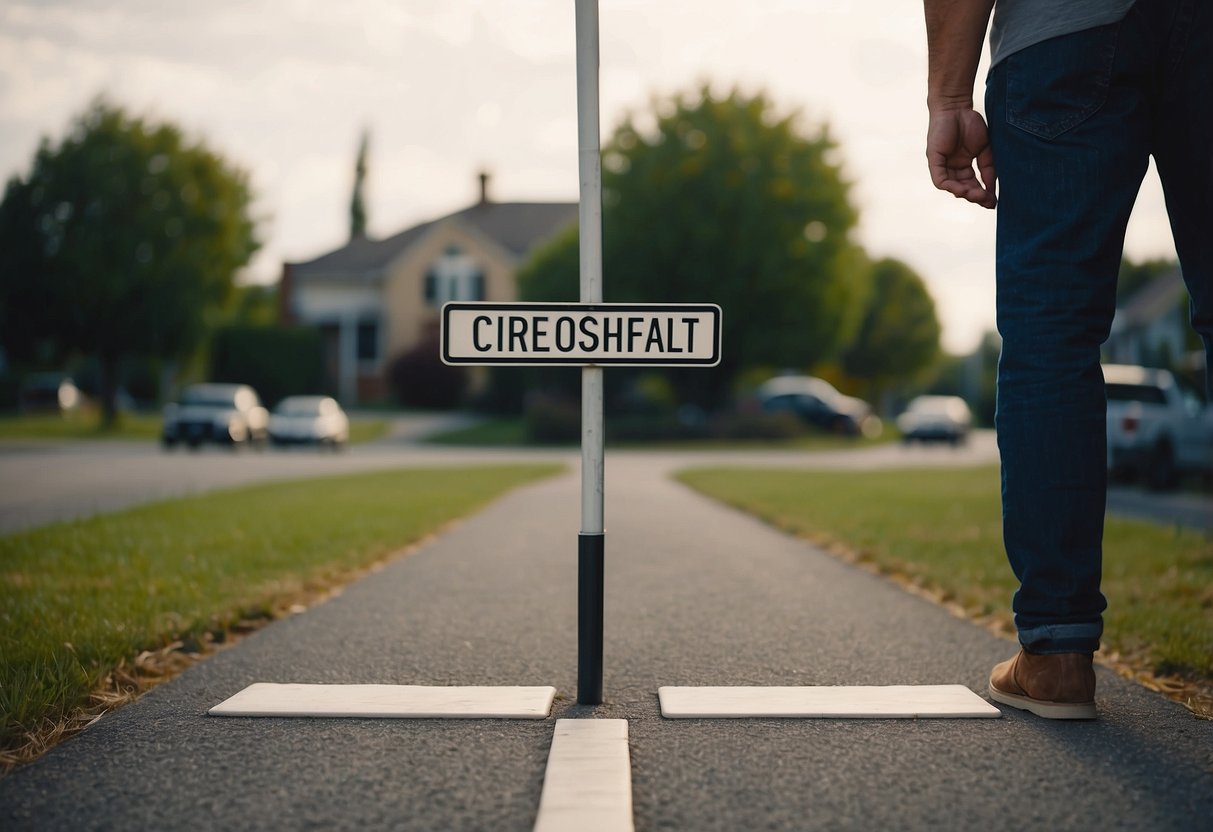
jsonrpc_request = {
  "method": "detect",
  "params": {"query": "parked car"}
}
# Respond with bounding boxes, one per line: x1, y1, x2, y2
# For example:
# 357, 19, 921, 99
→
18, 373, 81, 414
1105, 363, 1212, 489
897, 395, 972, 445
755, 376, 882, 437
161, 383, 269, 449
268, 395, 350, 448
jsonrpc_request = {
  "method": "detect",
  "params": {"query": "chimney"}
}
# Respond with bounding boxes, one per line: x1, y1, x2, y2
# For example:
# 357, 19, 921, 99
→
478, 170, 490, 205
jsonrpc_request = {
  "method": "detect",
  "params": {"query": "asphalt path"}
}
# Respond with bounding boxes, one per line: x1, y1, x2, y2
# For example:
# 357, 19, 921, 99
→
1, 428, 1210, 830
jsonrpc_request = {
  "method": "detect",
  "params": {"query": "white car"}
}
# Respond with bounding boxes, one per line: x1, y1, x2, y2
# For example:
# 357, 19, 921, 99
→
268, 396, 350, 448
1105, 364, 1212, 489
897, 395, 973, 445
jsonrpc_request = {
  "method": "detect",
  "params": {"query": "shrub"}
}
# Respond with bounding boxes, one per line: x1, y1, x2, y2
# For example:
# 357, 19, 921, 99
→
523, 394, 581, 444
387, 336, 468, 409
210, 325, 325, 407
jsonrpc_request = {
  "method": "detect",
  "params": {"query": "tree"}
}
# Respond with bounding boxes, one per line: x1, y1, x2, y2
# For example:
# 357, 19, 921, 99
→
840, 257, 941, 405
520, 85, 868, 407
0, 100, 259, 423
350, 129, 369, 240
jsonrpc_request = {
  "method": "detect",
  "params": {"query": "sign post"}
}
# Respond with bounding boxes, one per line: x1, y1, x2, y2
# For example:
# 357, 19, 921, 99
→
575, 0, 607, 706
442, 299, 721, 706
441, 1, 720, 707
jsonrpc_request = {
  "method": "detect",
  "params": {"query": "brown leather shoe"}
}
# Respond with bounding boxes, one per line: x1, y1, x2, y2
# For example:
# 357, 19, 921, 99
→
988, 649, 1097, 719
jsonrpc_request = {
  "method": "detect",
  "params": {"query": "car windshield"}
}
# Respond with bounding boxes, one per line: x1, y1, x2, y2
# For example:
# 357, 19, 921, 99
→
276, 397, 326, 415
1106, 383, 1166, 405
180, 389, 237, 408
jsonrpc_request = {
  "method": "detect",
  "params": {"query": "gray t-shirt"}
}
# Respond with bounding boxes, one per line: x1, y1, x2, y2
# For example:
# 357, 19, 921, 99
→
990, 0, 1137, 64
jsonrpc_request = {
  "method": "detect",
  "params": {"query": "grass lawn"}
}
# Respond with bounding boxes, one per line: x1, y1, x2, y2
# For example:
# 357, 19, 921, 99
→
677, 465, 1213, 705
0, 409, 164, 441
427, 415, 892, 451
0, 464, 562, 762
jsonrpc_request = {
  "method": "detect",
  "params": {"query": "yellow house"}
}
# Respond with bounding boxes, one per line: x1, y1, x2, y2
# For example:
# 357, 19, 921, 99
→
280, 175, 576, 404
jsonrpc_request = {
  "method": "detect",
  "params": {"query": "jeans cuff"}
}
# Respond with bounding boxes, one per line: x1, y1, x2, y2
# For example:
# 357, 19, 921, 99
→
1018, 622, 1102, 654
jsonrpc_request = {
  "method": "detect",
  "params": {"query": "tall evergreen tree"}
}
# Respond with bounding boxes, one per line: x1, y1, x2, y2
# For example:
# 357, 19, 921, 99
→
349, 129, 369, 240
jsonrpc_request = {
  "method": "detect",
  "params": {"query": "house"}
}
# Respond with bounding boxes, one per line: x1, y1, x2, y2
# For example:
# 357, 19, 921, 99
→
1104, 268, 1200, 373
280, 174, 577, 404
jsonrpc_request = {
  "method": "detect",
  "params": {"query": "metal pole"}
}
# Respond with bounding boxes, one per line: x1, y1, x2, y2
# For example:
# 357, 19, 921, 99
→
575, 0, 604, 706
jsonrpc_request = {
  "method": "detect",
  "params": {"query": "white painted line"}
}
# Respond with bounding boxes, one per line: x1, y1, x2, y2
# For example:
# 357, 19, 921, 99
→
658, 685, 1001, 719
208, 683, 557, 719
533, 719, 634, 832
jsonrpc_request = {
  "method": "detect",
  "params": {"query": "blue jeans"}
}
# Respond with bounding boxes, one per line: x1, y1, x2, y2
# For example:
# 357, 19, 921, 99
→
985, 0, 1212, 655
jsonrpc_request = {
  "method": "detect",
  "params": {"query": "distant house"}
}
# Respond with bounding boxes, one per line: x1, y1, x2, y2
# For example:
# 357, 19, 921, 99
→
1104, 268, 1199, 373
280, 174, 576, 404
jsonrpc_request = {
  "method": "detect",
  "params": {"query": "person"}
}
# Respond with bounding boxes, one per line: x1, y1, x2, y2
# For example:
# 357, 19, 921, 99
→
923, 0, 1211, 719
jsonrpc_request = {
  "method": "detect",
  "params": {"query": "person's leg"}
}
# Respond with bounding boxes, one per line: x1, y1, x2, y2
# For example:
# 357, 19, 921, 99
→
1151, 0, 1213, 391
984, 11, 1155, 658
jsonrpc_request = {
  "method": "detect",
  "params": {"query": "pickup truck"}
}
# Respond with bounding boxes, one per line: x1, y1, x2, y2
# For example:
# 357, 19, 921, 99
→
1105, 364, 1212, 490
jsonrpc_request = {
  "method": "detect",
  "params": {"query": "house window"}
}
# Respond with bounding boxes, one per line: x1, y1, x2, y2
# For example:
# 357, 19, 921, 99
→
356, 321, 379, 362
423, 249, 485, 306
424, 269, 438, 304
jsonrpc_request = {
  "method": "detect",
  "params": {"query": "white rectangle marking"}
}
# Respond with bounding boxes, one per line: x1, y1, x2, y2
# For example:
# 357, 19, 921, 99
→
658, 685, 1001, 719
208, 683, 557, 719
442, 302, 721, 366
533, 719, 634, 832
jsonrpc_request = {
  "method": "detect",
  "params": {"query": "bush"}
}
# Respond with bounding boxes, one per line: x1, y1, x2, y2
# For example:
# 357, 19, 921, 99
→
210, 325, 325, 407
523, 394, 581, 444
387, 336, 468, 409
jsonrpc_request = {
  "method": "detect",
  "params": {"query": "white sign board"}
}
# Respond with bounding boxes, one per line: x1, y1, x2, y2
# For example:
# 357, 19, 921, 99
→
442, 302, 721, 366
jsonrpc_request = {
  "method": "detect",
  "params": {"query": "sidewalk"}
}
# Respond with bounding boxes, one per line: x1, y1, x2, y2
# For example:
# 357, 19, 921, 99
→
2, 457, 1210, 830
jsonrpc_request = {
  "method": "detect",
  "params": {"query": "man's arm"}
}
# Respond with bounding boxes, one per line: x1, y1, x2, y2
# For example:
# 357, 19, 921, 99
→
924, 0, 998, 208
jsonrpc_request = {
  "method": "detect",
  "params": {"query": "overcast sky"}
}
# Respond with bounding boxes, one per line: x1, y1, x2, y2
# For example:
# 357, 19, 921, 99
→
0, 0, 1178, 353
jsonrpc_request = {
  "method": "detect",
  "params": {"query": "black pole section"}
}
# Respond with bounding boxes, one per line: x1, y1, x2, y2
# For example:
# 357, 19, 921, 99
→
578, 532, 605, 705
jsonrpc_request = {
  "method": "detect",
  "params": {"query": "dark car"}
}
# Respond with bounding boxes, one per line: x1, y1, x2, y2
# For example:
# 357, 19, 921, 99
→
756, 376, 882, 437
18, 373, 81, 414
161, 383, 269, 449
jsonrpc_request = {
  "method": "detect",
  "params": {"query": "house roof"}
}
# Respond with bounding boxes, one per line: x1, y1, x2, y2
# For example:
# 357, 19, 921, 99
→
289, 200, 577, 279
1118, 268, 1187, 327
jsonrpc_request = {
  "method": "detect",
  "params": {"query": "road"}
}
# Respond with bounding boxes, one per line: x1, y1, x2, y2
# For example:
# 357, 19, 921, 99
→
1, 421, 1207, 534
1, 446, 1209, 830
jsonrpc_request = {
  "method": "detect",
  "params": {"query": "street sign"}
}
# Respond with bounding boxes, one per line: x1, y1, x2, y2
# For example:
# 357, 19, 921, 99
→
441, 302, 721, 367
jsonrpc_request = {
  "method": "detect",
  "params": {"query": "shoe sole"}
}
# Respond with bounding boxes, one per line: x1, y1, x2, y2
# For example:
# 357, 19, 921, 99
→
988, 683, 1097, 720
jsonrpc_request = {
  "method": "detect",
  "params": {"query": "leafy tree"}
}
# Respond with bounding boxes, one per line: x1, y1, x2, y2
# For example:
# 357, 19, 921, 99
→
224, 283, 279, 327
520, 85, 867, 407
840, 257, 941, 402
350, 129, 369, 240
0, 100, 259, 423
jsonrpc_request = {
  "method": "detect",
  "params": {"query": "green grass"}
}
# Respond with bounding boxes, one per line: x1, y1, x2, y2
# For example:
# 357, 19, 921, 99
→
346, 419, 391, 444
0, 464, 562, 749
677, 465, 1213, 682
426, 415, 892, 450
0, 409, 164, 441
426, 417, 530, 446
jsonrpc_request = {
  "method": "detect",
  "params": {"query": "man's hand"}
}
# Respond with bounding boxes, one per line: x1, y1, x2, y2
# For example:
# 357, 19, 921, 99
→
926, 106, 997, 208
